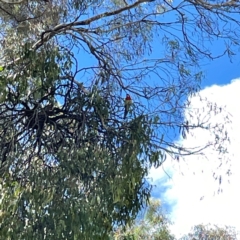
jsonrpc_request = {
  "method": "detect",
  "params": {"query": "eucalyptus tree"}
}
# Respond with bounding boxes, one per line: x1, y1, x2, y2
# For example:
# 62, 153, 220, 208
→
0, 0, 237, 238
112, 199, 175, 240
180, 224, 238, 240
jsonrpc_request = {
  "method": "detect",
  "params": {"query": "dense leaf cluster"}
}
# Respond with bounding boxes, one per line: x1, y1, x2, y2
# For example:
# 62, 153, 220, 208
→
0, 49, 160, 239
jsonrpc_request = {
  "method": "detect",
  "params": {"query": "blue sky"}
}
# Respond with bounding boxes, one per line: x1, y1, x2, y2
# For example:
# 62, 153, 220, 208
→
203, 54, 240, 87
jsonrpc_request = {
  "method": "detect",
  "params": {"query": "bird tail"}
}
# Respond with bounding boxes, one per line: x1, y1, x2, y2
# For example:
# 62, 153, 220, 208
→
124, 109, 127, 119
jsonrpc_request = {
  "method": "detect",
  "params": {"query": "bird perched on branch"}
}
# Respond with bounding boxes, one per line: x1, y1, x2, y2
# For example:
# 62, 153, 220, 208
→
124, 94, 132, 119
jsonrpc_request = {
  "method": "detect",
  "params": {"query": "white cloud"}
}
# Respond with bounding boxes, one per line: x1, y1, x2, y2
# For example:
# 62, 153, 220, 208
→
150, 78, 240, 238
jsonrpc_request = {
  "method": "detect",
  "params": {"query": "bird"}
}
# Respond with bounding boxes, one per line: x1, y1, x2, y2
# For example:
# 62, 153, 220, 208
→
124, 94, 132, 119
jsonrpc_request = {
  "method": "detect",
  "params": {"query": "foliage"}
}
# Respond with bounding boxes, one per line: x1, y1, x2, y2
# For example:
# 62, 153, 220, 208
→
112, 198, 175, 240
180, 224, 239, 240
0, 0, 238, 238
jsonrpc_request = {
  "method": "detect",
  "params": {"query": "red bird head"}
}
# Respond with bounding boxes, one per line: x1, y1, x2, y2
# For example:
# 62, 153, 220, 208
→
126, 94, 131, 100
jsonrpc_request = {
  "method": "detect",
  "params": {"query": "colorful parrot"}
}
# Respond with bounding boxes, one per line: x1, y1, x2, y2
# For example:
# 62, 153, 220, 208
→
124, 94, 132, 119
